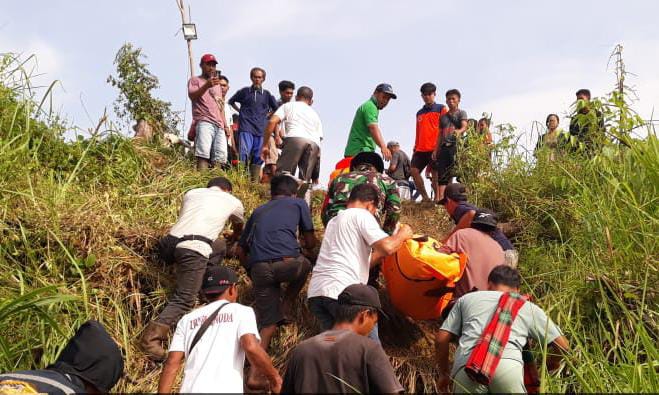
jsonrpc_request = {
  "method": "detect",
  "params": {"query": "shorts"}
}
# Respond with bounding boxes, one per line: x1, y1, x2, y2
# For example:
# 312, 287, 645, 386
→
250, 255, 311, 327
395, 180, 411, 200
452, 359, 525, 393
276, 137, 320, 182
411, 151, 435, 171
433, 143, 457, 185
195, 121, 227, 164
264, 136, 279, 166
238, 131, 264, 165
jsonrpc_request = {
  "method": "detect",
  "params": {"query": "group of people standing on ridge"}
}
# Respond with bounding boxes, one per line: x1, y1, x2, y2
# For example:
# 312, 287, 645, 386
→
1, 53, 610, 394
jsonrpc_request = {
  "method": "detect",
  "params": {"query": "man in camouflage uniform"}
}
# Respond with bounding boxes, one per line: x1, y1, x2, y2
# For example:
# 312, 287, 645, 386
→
322, 151, 401, 234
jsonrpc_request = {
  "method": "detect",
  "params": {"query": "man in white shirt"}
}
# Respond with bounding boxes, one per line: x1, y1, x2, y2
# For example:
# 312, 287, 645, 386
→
140, 177, 245, 361
261, 86, 323, 184
307, 183, 413, 341
158, 266, 282, 393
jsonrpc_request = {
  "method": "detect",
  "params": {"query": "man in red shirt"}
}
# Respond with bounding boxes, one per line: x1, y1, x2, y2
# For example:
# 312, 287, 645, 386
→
411, 83, 447, 203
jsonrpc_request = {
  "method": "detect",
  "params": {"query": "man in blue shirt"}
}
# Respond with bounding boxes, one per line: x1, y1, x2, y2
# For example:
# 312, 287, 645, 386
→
229, 67, 278, 182
238, 175, 317, 353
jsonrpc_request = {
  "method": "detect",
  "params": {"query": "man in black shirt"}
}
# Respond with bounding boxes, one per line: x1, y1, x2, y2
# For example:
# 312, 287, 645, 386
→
569, 88, 605, 152
282, 284, 403, 394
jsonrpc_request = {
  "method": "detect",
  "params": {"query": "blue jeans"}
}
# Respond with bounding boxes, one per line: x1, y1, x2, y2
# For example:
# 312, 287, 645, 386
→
194, 121, 227, 164
308, 296, 380, 343
238, 131, 263, 165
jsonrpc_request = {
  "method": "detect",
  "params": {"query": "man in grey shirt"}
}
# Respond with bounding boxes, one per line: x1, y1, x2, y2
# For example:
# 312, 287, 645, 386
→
385, 141, 411, 200
436, 265, 569, 393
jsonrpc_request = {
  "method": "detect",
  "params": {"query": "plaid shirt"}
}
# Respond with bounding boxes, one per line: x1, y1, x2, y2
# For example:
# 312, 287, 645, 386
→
464, 292, 528, 385
321, 164, 401, 234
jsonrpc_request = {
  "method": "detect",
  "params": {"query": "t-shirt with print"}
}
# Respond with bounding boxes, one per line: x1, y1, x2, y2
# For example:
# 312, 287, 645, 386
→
415, 103, 447, 152
169, 300, 260, 393
169, 187, 245, 258
273, 101, 323, 146
282, 329, 404, 394
439, 109, 468, 145
441, 290, 563, 375
188, 76, 225, 128
439, 228, 504, 298
344, 97, 379, 157
238, 196, 314, 266
387, 150, 411, 181
307, 208, 388, 300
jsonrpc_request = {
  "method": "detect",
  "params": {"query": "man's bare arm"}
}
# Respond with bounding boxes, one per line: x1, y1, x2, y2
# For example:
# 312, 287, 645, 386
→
435, 330, 455, 392
546, 335, 569, 371
261, 115, 281, 160
158, 351, 184, 393
241, 334, 282, 393
371, 224, 413, 264
443, 209, 475, 242
367, 123, 391, 161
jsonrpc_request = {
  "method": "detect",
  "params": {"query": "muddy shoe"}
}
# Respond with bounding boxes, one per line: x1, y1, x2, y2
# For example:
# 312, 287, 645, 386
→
139, 321, 169, 361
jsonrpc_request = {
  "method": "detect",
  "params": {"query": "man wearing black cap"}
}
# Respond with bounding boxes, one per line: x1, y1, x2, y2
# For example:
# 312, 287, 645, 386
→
440, 183, 518, 267
158, 266, 282, 393
322, 151, 401, 234
0, 320, 124, 394
284, 284, 403, 394
344, 83, 398, 162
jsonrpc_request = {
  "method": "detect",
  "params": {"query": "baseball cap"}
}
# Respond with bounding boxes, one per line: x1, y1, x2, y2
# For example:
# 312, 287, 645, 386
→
202, 266, 238, 294
387, 141, 400, 148
350, 151, 385, 173
200, 54, 218, 65
471, 209, 498, 230
375, 83, 397, 99
338, 284, 386, 315
439, 182, 468, 205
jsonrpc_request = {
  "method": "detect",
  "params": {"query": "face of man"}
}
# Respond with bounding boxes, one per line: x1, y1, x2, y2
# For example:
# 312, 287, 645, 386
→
477, 119, 488, 132
219, 79, 229, 97
446, 94, 460, 110
576, 93, 590, 102
547, 116, 559, 130
355, 310, 378, 336
388, 145, 399, 153
373, 91, 392, 110
250, 70, 265, 88
365, 201, 378, 216
280, 88, 295, 103
201, 62, 217, 79
422, 91, 436, 106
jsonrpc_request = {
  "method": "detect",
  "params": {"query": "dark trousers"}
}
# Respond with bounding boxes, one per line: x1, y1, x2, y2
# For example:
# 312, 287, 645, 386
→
276, 137, 320, 182
155, 241, 227, 328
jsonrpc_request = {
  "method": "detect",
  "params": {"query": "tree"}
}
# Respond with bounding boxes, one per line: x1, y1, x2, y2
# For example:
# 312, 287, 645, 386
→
107, 43, 179, 139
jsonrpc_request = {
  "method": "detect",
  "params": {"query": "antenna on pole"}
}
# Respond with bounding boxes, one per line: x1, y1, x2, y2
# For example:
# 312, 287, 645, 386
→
177, 0, 197, 78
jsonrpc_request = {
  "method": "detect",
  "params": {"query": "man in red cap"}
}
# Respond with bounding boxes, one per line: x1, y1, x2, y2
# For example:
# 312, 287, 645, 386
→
188, 54, 228, 171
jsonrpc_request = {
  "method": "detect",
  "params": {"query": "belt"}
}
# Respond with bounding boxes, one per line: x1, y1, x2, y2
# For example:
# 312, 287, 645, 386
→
177, 234, 214, 246
258, 256, 297, 264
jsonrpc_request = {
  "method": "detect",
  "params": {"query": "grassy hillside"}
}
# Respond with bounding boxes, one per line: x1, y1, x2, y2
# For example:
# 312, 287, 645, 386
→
1, 54, 657, 392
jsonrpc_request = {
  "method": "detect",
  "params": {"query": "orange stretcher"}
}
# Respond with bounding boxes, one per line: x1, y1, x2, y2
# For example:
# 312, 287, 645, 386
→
382, 236, 467, 320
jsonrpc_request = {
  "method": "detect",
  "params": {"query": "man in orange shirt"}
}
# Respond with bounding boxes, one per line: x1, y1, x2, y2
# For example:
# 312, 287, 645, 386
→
410, 83, 447, 203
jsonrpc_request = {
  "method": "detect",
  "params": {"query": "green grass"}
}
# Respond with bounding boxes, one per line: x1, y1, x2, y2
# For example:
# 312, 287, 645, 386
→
1, 52, 657, 392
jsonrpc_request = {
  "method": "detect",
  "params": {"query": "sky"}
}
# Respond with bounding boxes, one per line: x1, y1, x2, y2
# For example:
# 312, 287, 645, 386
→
2, 0, 658, 183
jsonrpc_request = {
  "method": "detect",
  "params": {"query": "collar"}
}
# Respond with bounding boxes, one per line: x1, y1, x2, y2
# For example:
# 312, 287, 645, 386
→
369, 96, 378, 106
250, 86, 264, 94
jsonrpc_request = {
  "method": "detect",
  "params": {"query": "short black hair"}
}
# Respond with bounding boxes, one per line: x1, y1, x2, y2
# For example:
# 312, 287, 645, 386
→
446, 89, 461, 99
279, 80, 295, 92
297, 86, 313, 101
420, 82, 436, 94
207, 177, 233, 191
218, 75, 229, 83
488, 265, 521, 288
334, 304, 376, 324
348, 183, 380, 206
250, 67, 266, 78
546, 113, 559, 126
478, 117, 490, 127
576, 89, 591, 98
270, 174, 299, 197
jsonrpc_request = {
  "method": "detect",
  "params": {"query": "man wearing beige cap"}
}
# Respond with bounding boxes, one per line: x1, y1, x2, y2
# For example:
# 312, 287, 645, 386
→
385, 141, 412, 200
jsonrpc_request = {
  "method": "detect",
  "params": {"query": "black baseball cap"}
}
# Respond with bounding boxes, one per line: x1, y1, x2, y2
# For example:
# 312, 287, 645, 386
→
202, 266, 238, 294
439, 182, 468, 205
471, 209, 498, 230
351, 151, 385, 173
338, 284, 386, 316
375, 83, 397, 99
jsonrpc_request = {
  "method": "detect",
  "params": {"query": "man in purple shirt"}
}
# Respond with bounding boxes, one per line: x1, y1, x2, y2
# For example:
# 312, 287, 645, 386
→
188, 54, 227, 171
229, 67, 278, 182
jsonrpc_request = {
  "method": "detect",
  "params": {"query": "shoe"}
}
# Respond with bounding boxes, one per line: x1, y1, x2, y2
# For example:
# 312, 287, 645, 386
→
139, 321, 170, 361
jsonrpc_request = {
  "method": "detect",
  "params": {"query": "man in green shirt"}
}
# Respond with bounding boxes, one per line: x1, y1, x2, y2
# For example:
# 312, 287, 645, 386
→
344, 83, 397, 161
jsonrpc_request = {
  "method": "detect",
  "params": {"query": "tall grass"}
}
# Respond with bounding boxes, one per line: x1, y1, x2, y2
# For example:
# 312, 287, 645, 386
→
1, 51, 657, 392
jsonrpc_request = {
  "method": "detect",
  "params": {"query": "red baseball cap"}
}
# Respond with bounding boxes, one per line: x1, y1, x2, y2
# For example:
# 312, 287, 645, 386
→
200, 54, 218, 65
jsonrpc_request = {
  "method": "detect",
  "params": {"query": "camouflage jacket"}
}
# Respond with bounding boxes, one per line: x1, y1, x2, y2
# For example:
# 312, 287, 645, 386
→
322, 165, 401, 234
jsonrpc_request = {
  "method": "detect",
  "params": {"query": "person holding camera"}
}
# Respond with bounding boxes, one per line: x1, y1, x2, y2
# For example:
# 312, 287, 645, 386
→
187, 54, 228, 170
432, 89, 468, 201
